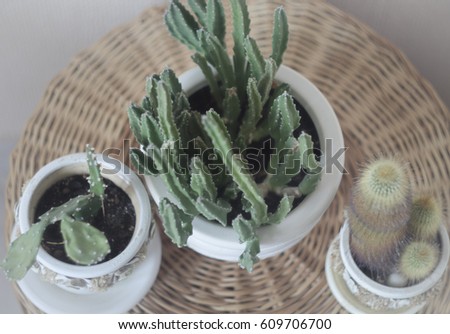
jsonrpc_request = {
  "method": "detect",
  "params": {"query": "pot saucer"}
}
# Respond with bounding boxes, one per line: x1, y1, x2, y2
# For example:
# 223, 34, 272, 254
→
325, 235, 424, 314
16, 227, 162, 314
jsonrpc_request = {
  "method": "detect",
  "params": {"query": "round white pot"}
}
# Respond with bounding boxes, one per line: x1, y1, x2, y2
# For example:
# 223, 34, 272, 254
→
325, 221, 450, 313
15, 153, 161, 305
146, 65, 344, 262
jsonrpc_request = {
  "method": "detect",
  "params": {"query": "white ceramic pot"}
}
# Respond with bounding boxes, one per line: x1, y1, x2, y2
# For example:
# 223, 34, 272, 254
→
15, 153, 161, 304
146, 65, 344, 262
325, 221, 450, 313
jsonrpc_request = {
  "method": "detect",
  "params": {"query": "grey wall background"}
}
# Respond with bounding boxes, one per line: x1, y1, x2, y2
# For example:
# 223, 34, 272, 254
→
328, 0, 450, 110
0, 0, 449, 313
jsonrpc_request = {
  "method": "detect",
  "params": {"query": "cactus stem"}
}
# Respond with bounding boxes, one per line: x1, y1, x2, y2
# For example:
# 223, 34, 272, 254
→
352, 158, 411, 230
125, 0, 322, 272
409, 194, 442, 241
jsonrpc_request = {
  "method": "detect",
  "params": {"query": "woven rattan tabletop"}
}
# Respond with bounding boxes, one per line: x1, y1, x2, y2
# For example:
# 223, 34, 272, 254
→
5, 0, 450, 313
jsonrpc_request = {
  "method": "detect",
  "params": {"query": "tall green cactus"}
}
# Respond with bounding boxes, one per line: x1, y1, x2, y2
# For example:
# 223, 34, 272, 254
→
1, 146, 110, 280
348, 158, 411, 274
129, 0, 322, 271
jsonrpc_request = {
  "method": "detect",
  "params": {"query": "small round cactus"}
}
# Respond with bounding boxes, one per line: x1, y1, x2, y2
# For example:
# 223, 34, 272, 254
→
409, 195, 442, 241
353, 158, 411, 229
399, 241, 440, 282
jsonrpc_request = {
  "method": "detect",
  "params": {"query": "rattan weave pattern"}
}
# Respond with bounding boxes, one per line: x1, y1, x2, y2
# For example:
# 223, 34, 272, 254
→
5, 0, 450, 313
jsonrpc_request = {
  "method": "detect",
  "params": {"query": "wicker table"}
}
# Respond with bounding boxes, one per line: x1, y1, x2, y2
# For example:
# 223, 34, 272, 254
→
6, 0, 450, 313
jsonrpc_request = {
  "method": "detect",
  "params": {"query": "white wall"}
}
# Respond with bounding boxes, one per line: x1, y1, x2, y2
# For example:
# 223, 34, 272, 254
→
0, 0, 166, 141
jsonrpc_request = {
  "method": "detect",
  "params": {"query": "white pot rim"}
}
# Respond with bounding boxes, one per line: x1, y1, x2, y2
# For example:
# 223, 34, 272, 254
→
339, 221, 450, 299
18, 153, 152, 279
146, 65, 345, 260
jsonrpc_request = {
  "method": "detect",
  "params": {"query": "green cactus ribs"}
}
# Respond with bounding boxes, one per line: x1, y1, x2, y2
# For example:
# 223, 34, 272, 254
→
35, 175, 136, 264
189, 84, 321, 214
129, 0, 324, 271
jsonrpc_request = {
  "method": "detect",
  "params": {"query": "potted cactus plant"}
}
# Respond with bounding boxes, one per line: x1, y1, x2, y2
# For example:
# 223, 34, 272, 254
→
325, 158, 450, 313
1, 146, 161, 313
129, 0, 344, 271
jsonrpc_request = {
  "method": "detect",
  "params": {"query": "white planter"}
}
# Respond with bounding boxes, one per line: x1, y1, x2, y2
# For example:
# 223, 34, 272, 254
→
146, 65, 344, 262
325, 221, 450, 313
14, 153, 162, 313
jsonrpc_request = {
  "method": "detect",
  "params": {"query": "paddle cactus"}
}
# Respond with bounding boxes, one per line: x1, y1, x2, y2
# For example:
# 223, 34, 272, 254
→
1, 146, 110, 280
347, 157, 444, 284
128, 0, 321, 271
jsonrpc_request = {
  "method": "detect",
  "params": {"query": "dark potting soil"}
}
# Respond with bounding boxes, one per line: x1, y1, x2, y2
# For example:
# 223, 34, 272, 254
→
189, 85, 321, 224
34, 175, 136, 265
